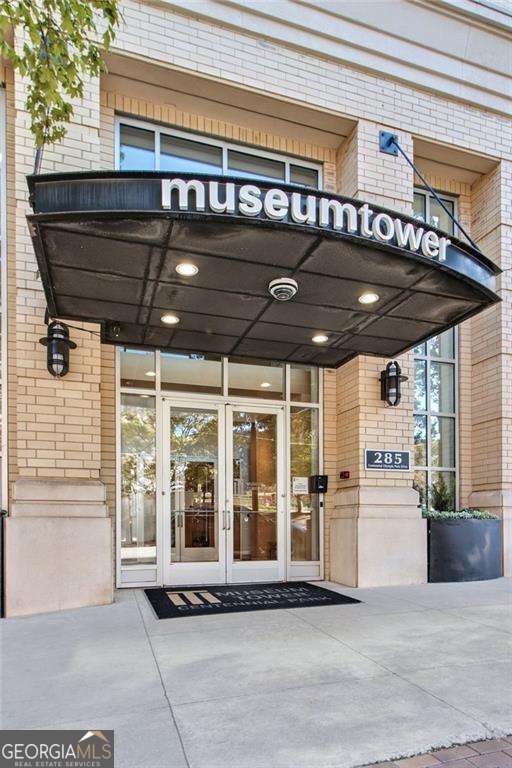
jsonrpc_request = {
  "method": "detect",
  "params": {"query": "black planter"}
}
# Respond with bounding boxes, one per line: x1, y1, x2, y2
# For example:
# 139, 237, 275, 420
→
428, 518, 502, 582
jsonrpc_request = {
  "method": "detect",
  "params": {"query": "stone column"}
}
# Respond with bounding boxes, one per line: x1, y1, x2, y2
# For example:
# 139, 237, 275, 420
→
469, 162, 512, 576
329, 120, 426, 587
5, 479, 113, 616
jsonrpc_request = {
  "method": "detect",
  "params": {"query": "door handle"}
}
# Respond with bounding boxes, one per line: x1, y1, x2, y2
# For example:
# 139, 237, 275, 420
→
226, 510, 231, 531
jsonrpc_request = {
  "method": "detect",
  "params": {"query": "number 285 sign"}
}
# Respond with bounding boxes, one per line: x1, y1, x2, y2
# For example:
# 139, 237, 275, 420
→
365, 449, 410, 471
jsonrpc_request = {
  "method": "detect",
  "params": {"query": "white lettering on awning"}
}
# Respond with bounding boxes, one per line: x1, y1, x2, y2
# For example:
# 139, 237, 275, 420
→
161, 178, 452, 262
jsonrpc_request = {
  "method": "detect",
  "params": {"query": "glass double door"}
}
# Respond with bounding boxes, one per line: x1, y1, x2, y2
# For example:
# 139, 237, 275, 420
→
163, 400, 285, 585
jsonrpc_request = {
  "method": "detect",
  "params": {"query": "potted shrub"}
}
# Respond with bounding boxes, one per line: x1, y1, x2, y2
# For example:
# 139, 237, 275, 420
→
424, 506, 503, 583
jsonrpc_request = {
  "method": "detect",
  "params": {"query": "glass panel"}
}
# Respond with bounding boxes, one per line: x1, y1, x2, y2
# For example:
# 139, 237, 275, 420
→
430, 362, 455, 412
431, 416, 455, 468
290, 164, 319, 188
413, 341, 426, 355
414, 359, 427, 411
413, 192, 426, 222
228, 358, 284, 399
232, 411, 278, 561
160, 134, 222, 174
227, 150, 285, 182
413, 470, 428, 509
161, 352, 222, 394
170, 407, 219, 563
414, 415, 427, 467
290, 364, 319, 403
290, 407, 319, 561
429, 329, 455, 359
119, 124, 155, 170
120, 348, 156, 389
429, 471, 456, 511
430, 197, 455, 235
121, 394, 156, 565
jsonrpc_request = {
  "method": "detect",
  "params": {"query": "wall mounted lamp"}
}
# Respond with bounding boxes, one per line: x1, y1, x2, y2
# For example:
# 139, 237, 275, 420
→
380, 360, 408, 407
39, 320, 76, 377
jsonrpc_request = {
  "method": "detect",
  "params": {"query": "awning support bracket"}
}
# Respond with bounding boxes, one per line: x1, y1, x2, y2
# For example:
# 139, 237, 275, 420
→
379, 130, 480, 252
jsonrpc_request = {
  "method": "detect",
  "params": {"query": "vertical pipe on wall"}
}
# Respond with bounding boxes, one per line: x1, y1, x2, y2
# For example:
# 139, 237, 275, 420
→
0, 87, 8, 616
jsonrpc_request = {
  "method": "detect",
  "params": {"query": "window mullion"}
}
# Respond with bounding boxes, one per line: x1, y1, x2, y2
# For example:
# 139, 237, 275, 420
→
426, 357, 432, 504
155, 129, 161, 171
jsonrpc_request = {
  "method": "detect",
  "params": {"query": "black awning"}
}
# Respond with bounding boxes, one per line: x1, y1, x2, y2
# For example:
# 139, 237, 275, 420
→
26, 171, 500, 368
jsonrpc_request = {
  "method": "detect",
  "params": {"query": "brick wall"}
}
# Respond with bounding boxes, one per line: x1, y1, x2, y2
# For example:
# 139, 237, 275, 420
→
470, 162, 512, 494
111, 0, 511, 161
333, 121, 415, 503
6, 31, 104, 494
322, 368, 337, 578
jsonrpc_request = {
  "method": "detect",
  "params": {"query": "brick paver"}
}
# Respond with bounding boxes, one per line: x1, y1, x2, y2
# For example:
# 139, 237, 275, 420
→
360, 737, 512, 768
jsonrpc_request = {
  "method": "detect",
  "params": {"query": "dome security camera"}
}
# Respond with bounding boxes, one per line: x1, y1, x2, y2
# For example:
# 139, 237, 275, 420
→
268, 277, 298, 302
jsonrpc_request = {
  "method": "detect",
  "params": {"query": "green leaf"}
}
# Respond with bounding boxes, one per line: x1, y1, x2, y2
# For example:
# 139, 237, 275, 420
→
423, 508, 499, 520
1, 0, 121, 149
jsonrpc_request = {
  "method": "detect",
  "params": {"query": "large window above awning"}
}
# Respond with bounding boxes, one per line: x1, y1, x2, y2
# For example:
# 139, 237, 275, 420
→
26, 171, 500, 368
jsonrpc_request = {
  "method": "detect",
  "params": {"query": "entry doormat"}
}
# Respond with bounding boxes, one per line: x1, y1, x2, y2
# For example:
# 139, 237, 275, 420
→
145, 582, 360, 619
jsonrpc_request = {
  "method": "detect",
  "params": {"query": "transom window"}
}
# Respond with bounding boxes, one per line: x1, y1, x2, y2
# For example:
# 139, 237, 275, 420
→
116, 117, 322, 188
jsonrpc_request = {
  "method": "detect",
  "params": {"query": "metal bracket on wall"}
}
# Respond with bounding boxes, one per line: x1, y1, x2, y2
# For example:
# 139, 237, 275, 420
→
378, 130, 480, 252
379, 131, 399, 156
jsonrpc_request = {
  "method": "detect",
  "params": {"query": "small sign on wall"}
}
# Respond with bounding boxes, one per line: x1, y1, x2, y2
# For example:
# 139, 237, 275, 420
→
292, 476, 309, 495
365, 449, 410, 471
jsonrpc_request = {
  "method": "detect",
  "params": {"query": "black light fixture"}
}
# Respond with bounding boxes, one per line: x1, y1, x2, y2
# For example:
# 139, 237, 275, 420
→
380, 360, 408, 407
39, 320, 76, 377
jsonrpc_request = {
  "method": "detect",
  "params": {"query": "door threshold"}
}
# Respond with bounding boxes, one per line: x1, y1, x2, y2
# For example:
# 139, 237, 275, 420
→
162, 580, 286, 589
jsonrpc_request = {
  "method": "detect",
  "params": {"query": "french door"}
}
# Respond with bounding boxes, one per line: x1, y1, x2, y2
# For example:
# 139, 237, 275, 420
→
162, 399, 285, 585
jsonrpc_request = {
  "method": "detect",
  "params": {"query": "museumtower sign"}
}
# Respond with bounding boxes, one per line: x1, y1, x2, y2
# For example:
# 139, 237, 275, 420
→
162, 178, 452, 263
26, 171, 500, 367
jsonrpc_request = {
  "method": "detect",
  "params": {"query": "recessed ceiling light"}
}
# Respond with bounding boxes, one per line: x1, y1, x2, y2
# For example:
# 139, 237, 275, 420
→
161, 313, 180, 325
175, 262, 198, 277
260, 381, 271, 388
145, 371, 156, 377
312, 334, 329, 344
358, 292, 380, 305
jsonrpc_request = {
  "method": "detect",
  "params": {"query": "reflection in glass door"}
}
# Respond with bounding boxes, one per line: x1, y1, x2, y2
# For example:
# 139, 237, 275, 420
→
227, 406, 285, 583
163, 401, 285, 585
171, 407, 218, 563
164, 402, 225, 585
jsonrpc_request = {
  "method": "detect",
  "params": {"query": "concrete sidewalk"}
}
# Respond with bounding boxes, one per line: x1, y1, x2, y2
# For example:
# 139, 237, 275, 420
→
1, 579, 511, 768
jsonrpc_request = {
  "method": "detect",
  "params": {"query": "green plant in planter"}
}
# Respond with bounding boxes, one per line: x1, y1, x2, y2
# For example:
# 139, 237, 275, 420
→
423, 507, 499, 521
429, 475, 454, 513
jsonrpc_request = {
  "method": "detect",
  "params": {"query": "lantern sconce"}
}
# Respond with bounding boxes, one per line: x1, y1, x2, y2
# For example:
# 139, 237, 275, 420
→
380, 360, 408, 407
39, 320, 76, 377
